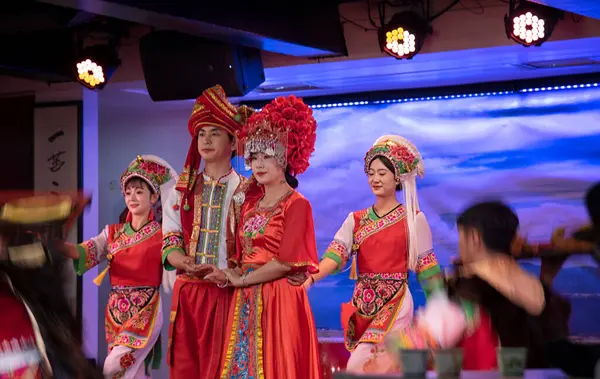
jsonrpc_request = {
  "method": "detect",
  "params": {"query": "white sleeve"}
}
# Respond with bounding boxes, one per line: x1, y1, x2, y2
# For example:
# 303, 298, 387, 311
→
322, 213, 355, 272
161, 187, 185, 270
162, 187, 183, 238
162, 270, 177, 294
74, 225, 110, 275
416, 212, 434, 259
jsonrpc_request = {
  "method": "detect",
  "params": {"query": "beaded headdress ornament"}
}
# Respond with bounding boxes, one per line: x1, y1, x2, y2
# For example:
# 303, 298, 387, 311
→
239, 95, 317, 176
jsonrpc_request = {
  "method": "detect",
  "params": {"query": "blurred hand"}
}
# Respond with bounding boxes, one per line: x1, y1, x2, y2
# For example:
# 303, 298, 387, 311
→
540, 255, 568, 286
0, 235, 6, 260
51, 239, 79, 259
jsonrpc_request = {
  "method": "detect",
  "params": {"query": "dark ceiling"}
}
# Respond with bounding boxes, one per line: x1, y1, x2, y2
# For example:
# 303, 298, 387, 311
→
0, 1, 349, 85
33, 0, 348, 57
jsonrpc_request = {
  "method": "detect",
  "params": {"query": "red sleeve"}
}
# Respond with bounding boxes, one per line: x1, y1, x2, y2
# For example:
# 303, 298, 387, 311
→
276, 197, 319, 274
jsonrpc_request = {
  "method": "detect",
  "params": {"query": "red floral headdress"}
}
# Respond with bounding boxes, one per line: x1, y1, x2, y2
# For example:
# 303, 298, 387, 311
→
119, 154, 179, 224
120, 155, 176, 194
364, 135, 424, 180
239, 95, 317, 176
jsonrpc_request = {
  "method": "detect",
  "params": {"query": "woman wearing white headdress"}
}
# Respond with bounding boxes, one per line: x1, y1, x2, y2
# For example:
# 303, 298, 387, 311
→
303, 135, 444, 374
61, 155, 178, 379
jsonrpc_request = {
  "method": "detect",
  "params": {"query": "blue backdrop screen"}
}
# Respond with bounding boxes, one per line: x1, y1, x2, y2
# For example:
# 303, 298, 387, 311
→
284, 87, 600, 338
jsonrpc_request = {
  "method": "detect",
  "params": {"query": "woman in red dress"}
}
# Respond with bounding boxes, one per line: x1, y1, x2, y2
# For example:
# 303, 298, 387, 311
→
298, 135, 444, 374
62, 155, 178, 379
205, 95, 322, 378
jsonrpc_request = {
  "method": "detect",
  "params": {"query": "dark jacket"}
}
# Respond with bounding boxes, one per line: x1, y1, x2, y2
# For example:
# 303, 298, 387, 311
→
448, 276, 571, 368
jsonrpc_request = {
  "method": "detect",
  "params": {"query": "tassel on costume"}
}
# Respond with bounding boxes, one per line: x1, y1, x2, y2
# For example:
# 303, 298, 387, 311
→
349, 253, 357, 280
93, 265, 109, 286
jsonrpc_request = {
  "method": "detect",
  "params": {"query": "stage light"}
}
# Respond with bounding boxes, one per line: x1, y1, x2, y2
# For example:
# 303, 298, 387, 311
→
504, 1, 560, 47
379, 11, 431, 60
75, 45, 120, 90
76, 59, 105, 88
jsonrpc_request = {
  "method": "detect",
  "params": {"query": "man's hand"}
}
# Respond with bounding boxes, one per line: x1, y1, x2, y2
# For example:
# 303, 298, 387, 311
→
181, 257, 213, 277
202, 264, 228, 285
287, 272, 308, 286
179, 256, 195, 272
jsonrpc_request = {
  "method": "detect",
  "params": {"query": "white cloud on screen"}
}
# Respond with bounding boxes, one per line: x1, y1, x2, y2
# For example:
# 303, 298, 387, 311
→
302, 89, 600, 267
310, 90, 600, 169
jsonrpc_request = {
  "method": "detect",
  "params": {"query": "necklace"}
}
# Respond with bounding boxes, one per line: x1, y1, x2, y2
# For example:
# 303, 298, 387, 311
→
258, 189, 293, 210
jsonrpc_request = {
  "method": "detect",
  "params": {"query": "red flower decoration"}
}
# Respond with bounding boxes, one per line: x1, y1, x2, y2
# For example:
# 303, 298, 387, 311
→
119, 352, 136, 370
390, 145, 415, 165
241, 95, 317, 176
139, 161, 167, 176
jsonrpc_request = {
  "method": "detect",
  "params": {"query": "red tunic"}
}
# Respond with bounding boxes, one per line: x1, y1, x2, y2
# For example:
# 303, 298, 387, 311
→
335, 207, 442, 352
76, 221, 163, 352
458, 309, 498, 370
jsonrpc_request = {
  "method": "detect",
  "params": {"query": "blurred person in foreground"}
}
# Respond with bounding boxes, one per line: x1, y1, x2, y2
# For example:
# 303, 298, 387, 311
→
0, 191, 101, 379
538, 181, 600, 378
385, 201, 571, 371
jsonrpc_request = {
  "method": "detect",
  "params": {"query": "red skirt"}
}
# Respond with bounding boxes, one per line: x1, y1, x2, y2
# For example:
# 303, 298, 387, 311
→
167, 276, 233, 379
220, 277, 323, 379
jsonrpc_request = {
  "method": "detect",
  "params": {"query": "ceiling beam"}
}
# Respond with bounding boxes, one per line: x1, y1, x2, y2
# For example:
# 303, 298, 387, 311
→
36, 0, 348, 57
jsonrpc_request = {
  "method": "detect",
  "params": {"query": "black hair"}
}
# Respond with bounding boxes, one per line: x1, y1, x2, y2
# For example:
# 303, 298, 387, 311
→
125, 177, 155, 194
585, 182, 600, 226
1, 238, 103, 378
456, 201, 519, 254
370, 156, 402, 191
285, 169, 299, 189
227, 133, 237, 160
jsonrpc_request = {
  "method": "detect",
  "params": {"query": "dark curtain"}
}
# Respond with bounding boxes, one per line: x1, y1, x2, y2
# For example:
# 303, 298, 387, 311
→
0, 95, 35, 190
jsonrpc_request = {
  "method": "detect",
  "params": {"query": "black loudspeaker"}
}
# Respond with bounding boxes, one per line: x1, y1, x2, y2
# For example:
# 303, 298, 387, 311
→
139, 30, 265, 101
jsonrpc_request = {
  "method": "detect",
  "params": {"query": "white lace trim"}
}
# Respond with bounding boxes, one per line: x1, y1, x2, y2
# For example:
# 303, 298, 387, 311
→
0, 342, 41, 373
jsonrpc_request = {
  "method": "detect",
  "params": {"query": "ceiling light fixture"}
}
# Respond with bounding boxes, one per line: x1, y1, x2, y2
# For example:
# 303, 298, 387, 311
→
379, 11, 432, 60
75, 44, 120, 90
504, 0, 561, 47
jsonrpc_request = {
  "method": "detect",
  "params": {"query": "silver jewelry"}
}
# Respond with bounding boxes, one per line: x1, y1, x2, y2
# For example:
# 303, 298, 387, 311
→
217, 276, 229, 288
233, 191, 245, 205
242, 274, 248, 287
